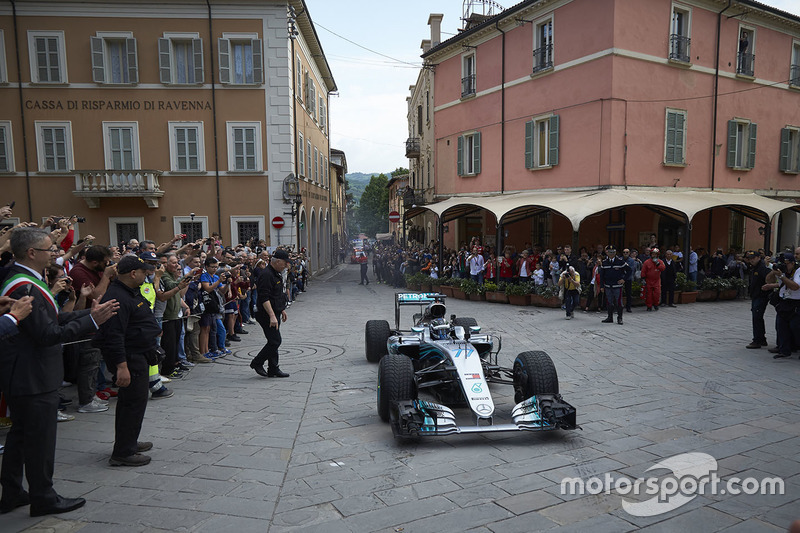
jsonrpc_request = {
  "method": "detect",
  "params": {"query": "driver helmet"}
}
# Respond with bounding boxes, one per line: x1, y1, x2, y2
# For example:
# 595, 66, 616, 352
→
428, 301, 446, 319
430, 318, 449, 340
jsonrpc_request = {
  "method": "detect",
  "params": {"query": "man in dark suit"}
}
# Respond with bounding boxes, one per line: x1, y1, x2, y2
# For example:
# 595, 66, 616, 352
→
0, 228, 118, 517
0, 295, 33, 339
660, 249, 678, 307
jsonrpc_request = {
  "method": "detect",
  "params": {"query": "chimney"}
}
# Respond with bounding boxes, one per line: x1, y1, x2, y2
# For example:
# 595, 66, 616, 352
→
421, 39, 431, 53
428, 13, 443, 47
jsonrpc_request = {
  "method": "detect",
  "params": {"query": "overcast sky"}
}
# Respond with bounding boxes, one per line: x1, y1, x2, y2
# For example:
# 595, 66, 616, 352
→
305, 0, 800, 175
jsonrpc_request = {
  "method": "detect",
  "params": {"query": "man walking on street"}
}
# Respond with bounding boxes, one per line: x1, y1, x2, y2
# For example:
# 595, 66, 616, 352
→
745, 250, 770, 349
250, 249, 291, 378
600, 245, 630, 325
0, 228, 118, 516
96, 255, 163, 467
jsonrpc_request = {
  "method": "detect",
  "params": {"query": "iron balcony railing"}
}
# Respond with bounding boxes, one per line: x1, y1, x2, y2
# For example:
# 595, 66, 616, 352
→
668, 34, 691, 63
737, 52, 755, 77
405, 138, 420, 159
532, 43, 554, 73
461, 74, 476, 97
790, 64, 800, 86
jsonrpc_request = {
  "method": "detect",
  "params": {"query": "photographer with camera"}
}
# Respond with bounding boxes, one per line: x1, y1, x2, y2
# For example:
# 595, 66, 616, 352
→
558, 265, 581, 319
762, 251, 800, 359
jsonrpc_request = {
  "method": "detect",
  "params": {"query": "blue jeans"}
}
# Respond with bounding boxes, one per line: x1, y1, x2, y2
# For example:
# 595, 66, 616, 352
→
215, 318, 226, 350
688, 271, 697, 282
240, 292, 251, 322
565, 290, 580, 317
177, 320, 187, 361
471, 273, 484, 285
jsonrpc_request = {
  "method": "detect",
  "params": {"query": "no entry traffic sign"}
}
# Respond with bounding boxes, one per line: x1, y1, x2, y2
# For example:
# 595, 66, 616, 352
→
272, 216, 285, 229
388, 211, 401, 223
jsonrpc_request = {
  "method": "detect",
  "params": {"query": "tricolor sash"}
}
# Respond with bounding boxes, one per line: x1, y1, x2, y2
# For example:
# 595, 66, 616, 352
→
0, 272, 59, 312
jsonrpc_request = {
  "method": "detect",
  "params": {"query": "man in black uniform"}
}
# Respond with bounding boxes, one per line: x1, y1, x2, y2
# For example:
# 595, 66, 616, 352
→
250, 249, 290, 378
96, 255, 162, 466
0, 228, 118, 517
745, 251, 771, 349
599, 245, 631, 325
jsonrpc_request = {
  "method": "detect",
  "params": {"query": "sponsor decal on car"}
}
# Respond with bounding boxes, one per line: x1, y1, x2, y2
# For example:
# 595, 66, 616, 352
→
464, 373, 481, 380
471, 383, 483, 393
475, 404, 492, 415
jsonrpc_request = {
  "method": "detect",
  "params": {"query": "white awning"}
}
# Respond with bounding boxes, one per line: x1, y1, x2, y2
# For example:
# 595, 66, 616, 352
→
408, 188, 800, 230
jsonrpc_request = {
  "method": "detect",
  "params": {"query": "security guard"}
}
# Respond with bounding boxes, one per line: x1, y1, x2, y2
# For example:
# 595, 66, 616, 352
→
95, 255, 162, 466
249, 249, 290, 378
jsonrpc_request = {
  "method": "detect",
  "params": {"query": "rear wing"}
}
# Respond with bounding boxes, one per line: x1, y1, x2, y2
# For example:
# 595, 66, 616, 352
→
394, 292, 446, 330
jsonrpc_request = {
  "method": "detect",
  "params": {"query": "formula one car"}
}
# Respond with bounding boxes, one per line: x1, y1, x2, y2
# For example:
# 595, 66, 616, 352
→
364, 293, 578, 438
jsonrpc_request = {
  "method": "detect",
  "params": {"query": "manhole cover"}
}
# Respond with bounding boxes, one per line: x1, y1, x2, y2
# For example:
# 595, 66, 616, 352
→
215, 342, 346, 366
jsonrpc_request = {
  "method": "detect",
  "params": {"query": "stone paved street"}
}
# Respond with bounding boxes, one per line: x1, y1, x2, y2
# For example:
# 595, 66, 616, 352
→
3, 263, 799, 533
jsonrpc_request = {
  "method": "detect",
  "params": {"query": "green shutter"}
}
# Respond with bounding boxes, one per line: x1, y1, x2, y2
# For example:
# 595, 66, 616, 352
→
473, 132, 481, 174
158, 38, 171, 84
193, 38, 204, 84
90, 36, 105, 83
525, 120, 534, 169
251, 38, 263, 84
665, 112, 676, 163
779, 128, 790, 172
747, 123, 757, 169
126, 38, 139, 84
726, 120, 737, 168
674, 112, 685, 164
218, 38, 230, 83
549, 115, 559, 166
457, 135, 463, 176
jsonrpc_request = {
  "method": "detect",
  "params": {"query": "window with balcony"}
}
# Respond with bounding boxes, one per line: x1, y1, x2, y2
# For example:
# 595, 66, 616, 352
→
91, 33, 138, 84
159, 34, 204, 85
461, 52, 476, 97
298, 132, 305, 176
664, 109, 686, 165
790, 41, 800, 87
35, 121, 72, 172
0, 122, 13, 172
736, 27, 755, 77
103, 122, 140, 171
533, 17, 554, 73
669, 5, 691, 63
780, 127, 800, 173
169, 122, 204, 172
28, 31, 67, 83
525, 115, 559, 169
226, 122, 261, 172
219, 34, 263, 85
457, 132, 481, 176
727, 119, 756, 170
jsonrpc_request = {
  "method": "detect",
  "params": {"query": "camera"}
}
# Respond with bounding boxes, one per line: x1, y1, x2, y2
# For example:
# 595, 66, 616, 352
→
76, 217, 86, 223
193, 244, 201, 249
180, 234, 187, 239
772, 262, 787, 273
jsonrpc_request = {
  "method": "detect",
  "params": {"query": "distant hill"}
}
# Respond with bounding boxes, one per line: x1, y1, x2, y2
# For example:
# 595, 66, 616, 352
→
346, 172, 381, 203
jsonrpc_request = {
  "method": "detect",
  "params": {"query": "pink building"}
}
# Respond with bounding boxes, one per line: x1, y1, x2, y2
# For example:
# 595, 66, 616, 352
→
410, 0, 800, 256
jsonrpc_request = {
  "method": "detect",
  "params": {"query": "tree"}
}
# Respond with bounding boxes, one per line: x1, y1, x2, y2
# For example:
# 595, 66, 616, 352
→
354, 173, 389, 238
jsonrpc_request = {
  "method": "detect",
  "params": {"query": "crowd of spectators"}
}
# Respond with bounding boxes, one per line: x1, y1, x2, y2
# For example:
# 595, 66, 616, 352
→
0, 206, 312, 425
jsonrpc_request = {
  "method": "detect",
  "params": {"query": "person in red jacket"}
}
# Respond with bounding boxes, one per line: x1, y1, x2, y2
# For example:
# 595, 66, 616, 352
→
641, 248, 666, 311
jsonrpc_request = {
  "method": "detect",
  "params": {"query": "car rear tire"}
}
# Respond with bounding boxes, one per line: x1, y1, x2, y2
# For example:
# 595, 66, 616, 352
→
377, 353, 416, 422
513, 350, 559, 403
452, 317, 478, 329
365, 320, 391, 363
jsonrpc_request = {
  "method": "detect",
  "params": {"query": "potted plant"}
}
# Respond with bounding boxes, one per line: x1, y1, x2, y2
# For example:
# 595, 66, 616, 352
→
404, 273, 420, 291
533, 284, 562, 308
484, 281, 508, 303
438, 277, 455, 297
718, 277, 742, 300
450, 278, 466, 300
675, 272, 698, 304
420, 274, 433, 293
461, 278, 485, 301
697, 277, 722, 301
430, 277, 442, 294
505, 282, 530, 305
630, 280, 646, 307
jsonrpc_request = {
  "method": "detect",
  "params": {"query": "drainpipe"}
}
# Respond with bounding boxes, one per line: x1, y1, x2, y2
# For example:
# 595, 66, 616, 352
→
11, 0, 32, 220
206, 0, 222, 236
711, 1, 733, 191
495, 19, 505, 194
327, 91, 332, 269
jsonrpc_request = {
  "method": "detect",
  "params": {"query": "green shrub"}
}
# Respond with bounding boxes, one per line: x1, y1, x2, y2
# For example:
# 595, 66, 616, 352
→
534, 284, 559, 298
505, 282, 529, 296
484, 281, 498, 292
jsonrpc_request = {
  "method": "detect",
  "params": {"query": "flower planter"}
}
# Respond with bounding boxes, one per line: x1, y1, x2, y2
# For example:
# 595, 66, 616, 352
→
451, 287, 466, 300
407, 283, 421, 292
507, 294, 530, 306
718, 289, 738, 300
430, 284, 441, 295
485, 291, 508, 303
420, 283, 433, 293
468, 293, 485, 301
678, 291, 698, 304
439, 286, 453, 297
696, 289, 718, 302
541, 296, 562, 308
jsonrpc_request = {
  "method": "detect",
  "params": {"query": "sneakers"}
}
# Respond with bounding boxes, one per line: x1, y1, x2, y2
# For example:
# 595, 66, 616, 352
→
150, 386, 174, 400
57, 411, 75, 422
565, 315, 572, 320
228, 334, 242, 342
109, 453, 151, 467
159, 375, 172, 383
746, 342, 762, 349
96, 391, 111, 401
163, 370, 184, 380
189, 354, 213, 364
245, 318, 256, 325
601, 317, 614, 323
200, 352, 218, 361
78, 399, 109, 413
234, 329, 248, 335
101, 387, 118, 397
179, 360, 195, 370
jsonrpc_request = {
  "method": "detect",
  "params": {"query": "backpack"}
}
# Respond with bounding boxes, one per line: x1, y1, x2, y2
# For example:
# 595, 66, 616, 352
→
200, 287, 220, 314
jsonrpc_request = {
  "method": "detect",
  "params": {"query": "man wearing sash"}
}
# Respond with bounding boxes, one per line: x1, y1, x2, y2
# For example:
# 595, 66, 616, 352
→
0, 228, 118, 517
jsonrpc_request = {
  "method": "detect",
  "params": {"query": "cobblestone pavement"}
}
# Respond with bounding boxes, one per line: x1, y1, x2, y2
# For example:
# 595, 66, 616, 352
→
4, 263, 799, 533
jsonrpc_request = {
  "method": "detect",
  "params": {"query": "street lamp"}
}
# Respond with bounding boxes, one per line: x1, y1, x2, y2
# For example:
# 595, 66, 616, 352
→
283, 174, 302, 250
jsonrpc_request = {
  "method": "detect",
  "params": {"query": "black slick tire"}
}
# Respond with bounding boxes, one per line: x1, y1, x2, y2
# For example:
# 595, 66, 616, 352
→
365, 320, 391, 363
513, 350, 559, 403
377, 353, 416, 422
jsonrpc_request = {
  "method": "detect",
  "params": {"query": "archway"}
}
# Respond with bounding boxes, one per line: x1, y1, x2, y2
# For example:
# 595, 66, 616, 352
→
299, 208, 308, 253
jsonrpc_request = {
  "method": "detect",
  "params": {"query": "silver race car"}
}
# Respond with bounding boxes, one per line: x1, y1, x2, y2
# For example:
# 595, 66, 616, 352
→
365, 293, 579, 438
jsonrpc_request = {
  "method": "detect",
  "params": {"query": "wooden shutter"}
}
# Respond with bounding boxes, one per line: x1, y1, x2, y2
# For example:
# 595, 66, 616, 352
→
158, 38, 171, 84
126, 38, 139, 83
251, 38, 263, 84
457, 135, 463, 176
665, 111, 677, 163
90, 36, 105, 83
779, 128, 790, 172
747, 123, 757, 169
726, 120, 737, 168
218, 38, 230, 84
548, 115, 559, 166
298, 133, 304, 176
525, 120, 534, 169
674, 112, 684, 164
193, 38, 204, 84
473, 132, 481, 174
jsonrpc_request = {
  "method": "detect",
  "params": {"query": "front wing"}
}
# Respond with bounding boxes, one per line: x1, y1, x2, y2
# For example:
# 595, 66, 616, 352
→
389, 394, 579, 438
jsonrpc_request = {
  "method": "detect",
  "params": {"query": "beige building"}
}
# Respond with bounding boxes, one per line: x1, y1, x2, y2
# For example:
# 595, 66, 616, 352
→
329, 147, 348, 259
0, 0, 337, 272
